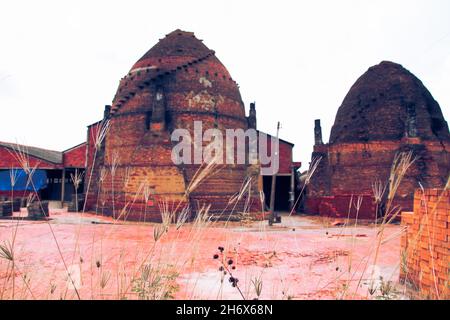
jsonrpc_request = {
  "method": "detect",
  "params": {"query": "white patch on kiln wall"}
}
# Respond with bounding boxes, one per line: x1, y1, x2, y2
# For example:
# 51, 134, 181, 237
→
186, 90, 214, 110
199, 77, 212, 88
186, 91, 225, 111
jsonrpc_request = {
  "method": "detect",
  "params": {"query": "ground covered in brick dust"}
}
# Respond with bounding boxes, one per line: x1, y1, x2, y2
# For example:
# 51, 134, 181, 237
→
0, 210, 409, 300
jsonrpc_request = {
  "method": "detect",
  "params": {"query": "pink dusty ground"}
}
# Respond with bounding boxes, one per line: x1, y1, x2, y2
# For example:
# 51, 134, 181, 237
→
0, 209, 405, 300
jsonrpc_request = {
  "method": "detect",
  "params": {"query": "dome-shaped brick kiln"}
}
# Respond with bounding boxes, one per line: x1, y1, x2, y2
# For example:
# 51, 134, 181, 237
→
85, 30, 259, 221
306, 61, 450, 219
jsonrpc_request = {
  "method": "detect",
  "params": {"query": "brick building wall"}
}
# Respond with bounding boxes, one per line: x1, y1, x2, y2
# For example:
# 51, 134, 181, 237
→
307, 194, 377, 220
84, 121, 106, 213
306, 139, 449, 219
259, 134, 293, 176
400, 189, 449, 299
63, 143, 86, 168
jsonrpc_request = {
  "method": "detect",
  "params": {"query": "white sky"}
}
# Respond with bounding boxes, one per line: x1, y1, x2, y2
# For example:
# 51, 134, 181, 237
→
1, 0, 449, 167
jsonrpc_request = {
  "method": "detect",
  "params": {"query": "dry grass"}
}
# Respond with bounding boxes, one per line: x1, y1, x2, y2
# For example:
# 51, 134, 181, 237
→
0, 143, 447, 301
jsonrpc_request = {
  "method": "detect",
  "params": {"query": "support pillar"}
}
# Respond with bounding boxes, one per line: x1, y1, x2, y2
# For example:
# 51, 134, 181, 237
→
60, 168, 66, 209
269, 122, 281, 225
289, 167, 295, 212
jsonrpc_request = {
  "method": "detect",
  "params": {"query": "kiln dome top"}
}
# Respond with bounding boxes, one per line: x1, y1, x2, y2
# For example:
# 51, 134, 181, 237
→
330, 61, 449, 144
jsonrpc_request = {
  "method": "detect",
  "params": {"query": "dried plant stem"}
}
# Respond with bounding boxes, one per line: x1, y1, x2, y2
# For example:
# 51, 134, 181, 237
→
6, 143, 81, 300
288, 156, 322, 217
371, 152, 415, 274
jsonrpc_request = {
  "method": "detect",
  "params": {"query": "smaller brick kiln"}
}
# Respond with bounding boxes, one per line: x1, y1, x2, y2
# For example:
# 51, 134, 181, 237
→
306, 61, 450, 219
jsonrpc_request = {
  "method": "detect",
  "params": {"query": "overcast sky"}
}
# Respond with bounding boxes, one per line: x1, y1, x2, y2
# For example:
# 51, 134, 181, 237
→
1, 0, 449, 167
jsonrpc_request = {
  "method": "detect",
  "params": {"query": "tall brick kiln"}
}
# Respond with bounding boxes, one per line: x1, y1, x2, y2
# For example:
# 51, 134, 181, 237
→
306, 61, 450, 219
85, 30, 261, 221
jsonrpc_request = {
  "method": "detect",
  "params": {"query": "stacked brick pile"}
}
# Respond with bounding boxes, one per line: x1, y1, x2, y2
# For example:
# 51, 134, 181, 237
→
400, 189, 449, 299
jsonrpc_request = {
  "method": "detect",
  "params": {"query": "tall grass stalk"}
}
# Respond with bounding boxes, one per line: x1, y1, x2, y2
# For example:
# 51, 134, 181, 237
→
82, 119, 110, 213
110, 151, 120, 219
348, 152, 416, 298
288, 156, 322, 217
8, 166, 18, 299
70, 169, 85, 213
8, 143, 82, 300
371, 152, 415, 270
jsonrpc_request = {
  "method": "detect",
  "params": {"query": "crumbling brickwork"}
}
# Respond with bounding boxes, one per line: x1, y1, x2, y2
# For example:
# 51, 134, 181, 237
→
306, 61, 450, 219
400, 189, 449, 299
84, 30, 260, 221
63, 143, 86, 168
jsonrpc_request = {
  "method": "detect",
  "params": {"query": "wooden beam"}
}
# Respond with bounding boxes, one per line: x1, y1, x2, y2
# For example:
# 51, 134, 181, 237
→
60, 168, 66, 208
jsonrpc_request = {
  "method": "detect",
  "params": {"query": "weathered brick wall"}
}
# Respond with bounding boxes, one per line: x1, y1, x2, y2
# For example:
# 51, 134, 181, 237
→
259, 136, 293, 175
306, 139, 449, 218
334, 141, 446, 199
63, 143, 86, 168
400, 189, 449, 299
84, 122, 104, 212
311, 194, 377, 220
85, 30, 258, 220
